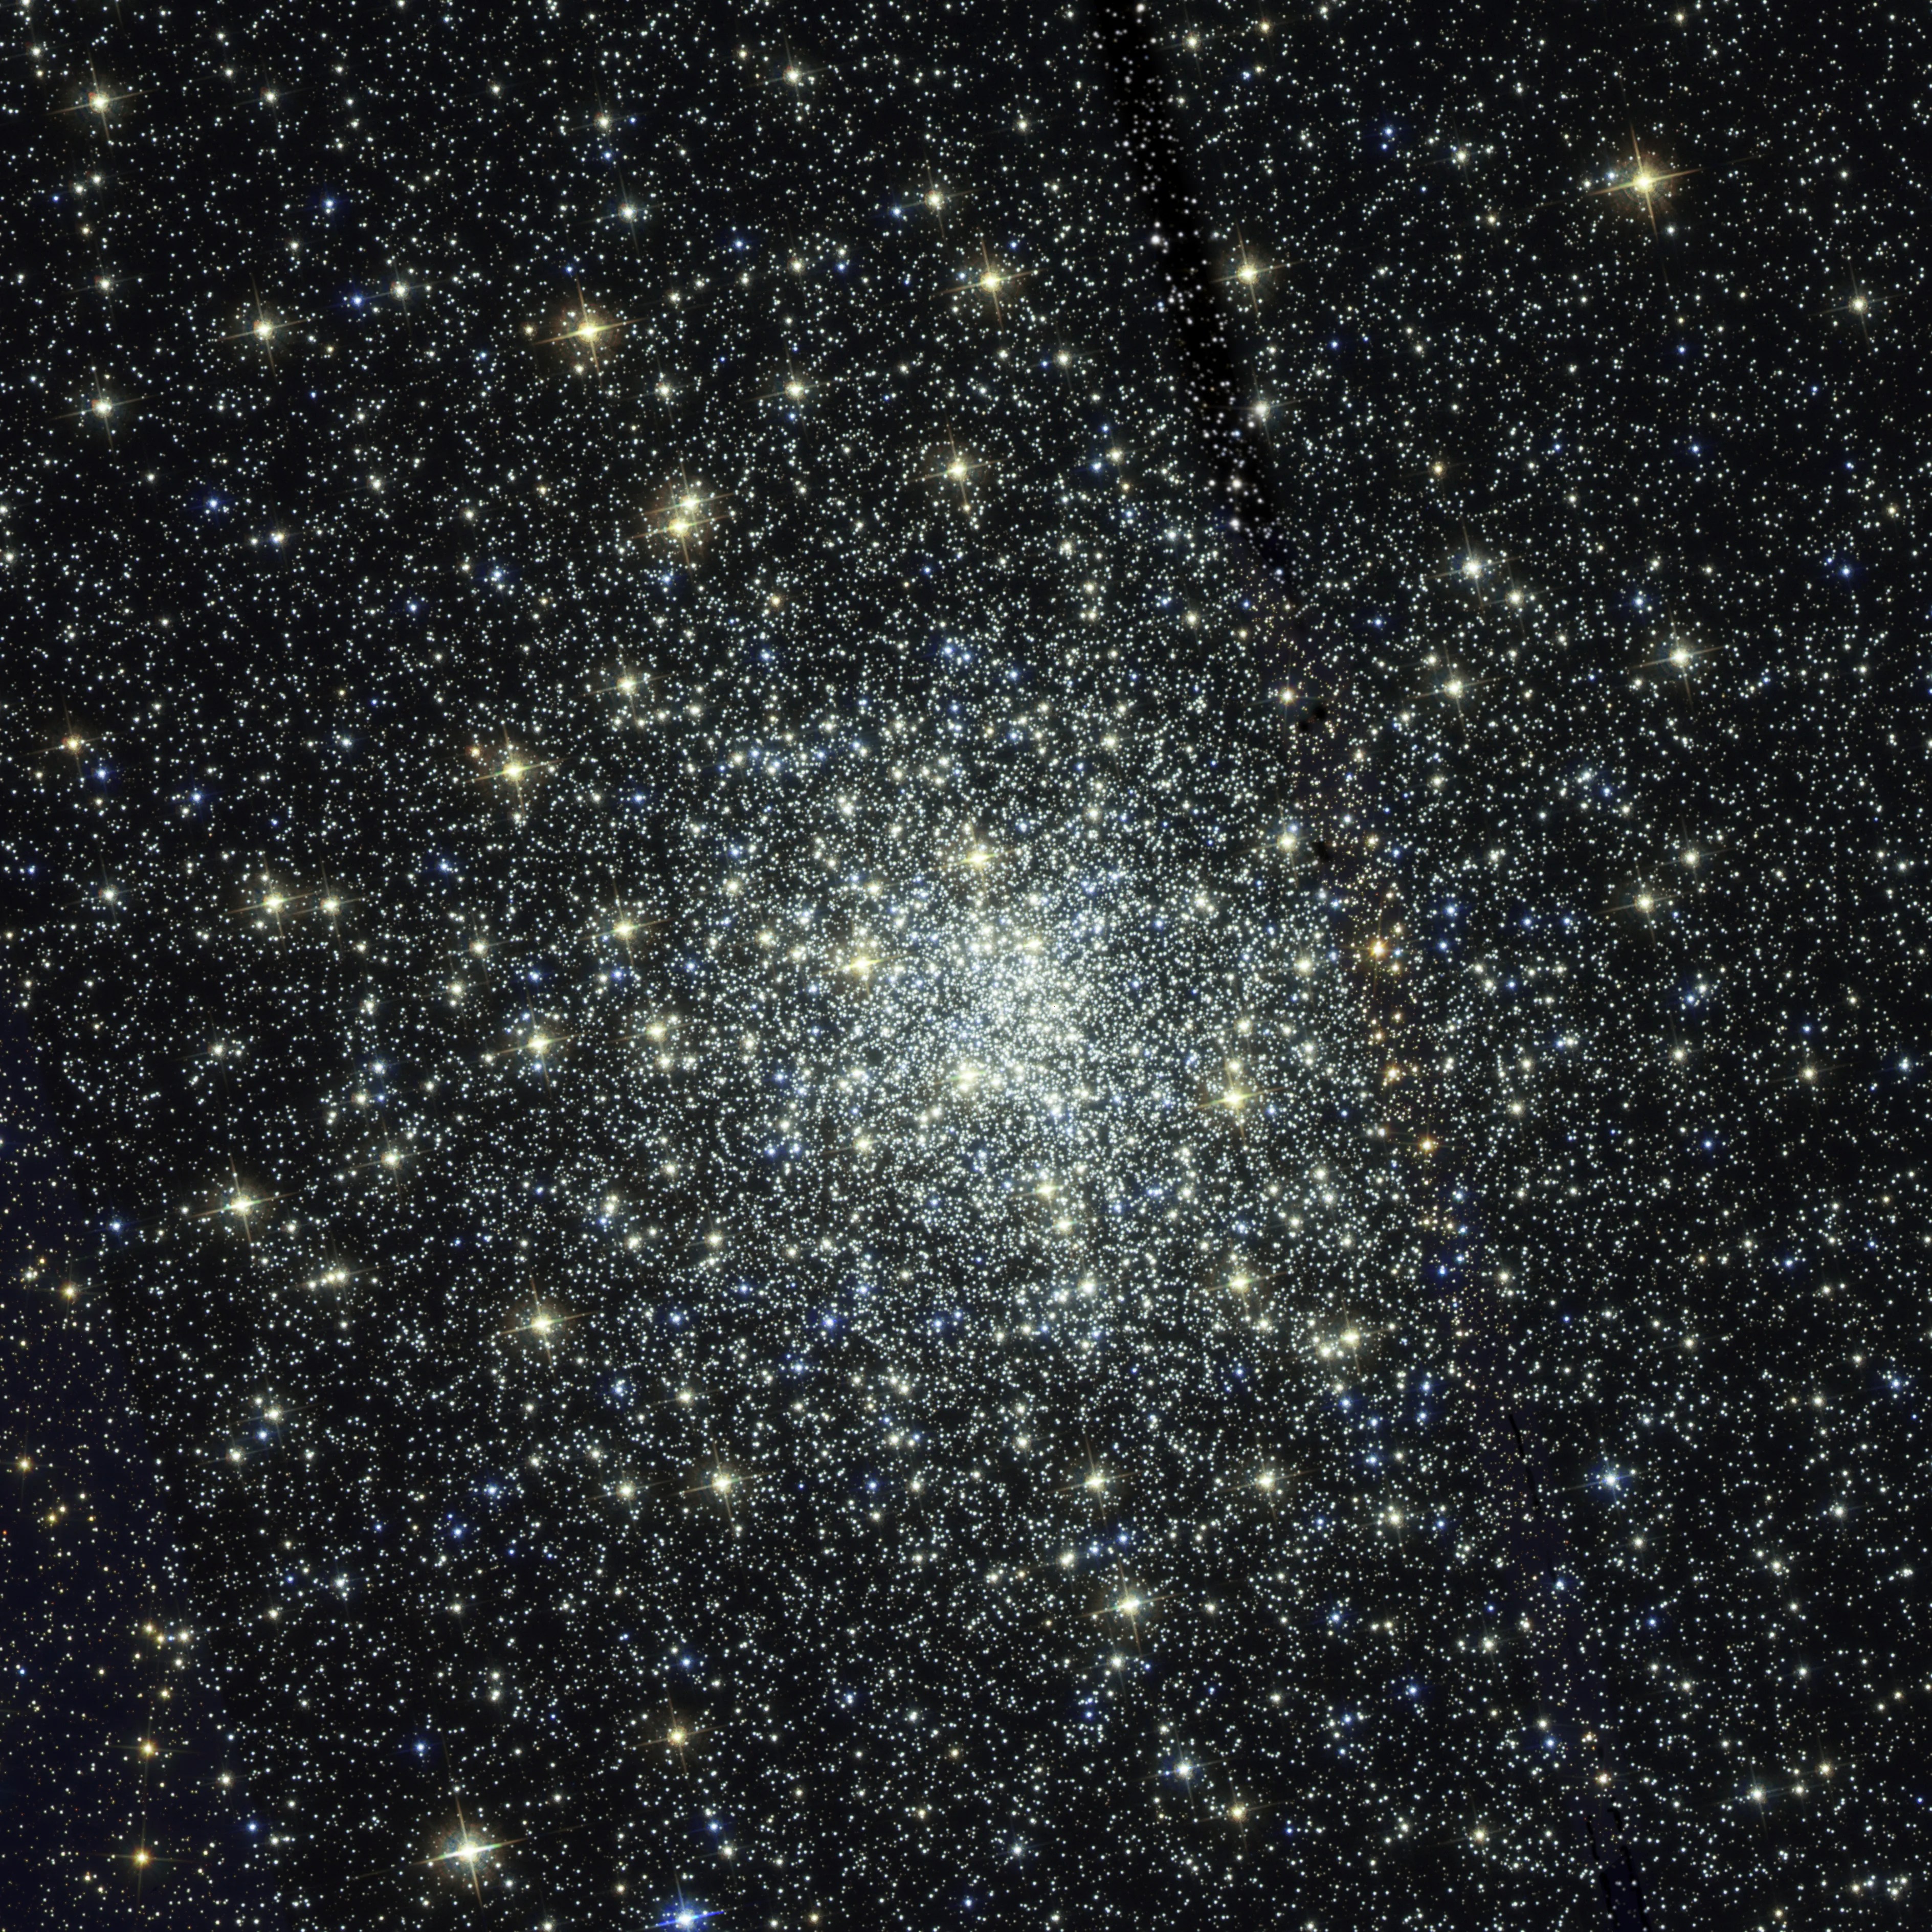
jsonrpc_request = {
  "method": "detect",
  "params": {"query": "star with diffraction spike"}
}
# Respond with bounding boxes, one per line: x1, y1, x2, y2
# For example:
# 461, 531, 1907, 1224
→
57, 61, 137, 141
220, 276, 292, 368
919, 162, 953, 232
540, 277, 631, 375
1218, 228, 1278, 312
59, 370, 143, 434
425, 1795, 528, 1906
954, 236, 1032, 325
638, 471, 729, 566
189, 1167, 282, 1242
1588, 125, 1698, 234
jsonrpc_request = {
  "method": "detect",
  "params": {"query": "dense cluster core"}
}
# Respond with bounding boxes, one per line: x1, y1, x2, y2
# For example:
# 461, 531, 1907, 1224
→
3, 3, 1926, 1930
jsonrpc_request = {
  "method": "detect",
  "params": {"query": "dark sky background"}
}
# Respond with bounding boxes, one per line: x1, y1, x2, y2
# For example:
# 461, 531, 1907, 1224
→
3, 3, 1928, 1929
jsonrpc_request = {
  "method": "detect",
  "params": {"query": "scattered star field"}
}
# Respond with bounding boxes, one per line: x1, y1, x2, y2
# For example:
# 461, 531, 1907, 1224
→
3, 2, 1928, 1929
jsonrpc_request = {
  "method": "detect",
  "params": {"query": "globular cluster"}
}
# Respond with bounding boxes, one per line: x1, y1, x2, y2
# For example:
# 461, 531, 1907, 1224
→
4, 2, 1929, 1929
